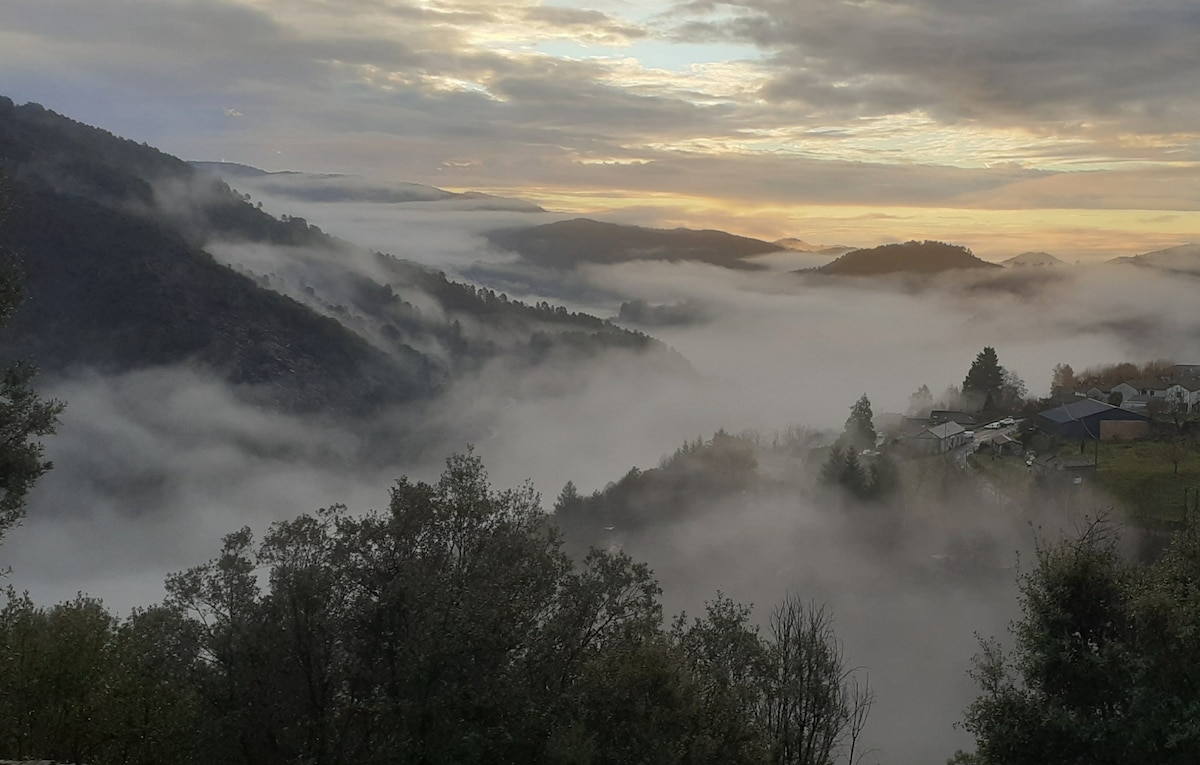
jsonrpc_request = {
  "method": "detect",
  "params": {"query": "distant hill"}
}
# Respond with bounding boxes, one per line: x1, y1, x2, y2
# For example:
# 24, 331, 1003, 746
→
191, 161, 544, 212
0, 97, 671, 413
775, 238, 855, 256
1001, 251, 1066, 268
488, 218, 782, 270
1109, 243, 1200, 274
808, 241, 1002, 276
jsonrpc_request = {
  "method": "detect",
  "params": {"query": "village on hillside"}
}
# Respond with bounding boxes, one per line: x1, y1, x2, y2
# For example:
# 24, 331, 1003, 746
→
871, 358, 1200, 526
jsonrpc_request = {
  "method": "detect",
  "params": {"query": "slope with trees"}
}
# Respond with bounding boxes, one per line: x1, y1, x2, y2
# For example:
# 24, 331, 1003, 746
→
0, 96, 676, 414
488, 218, 781, 270
0, 451, 871, 765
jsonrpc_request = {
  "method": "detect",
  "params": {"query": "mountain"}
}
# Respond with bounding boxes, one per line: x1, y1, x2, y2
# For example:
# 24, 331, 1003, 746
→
191, 161, 544, 212
808, 240, 1002, 276
488, 218, 782, 270
0, 97, 672, 413
775, 238, 855, 256
1109, 243, 1200, 274
1001, 251, 1066, 268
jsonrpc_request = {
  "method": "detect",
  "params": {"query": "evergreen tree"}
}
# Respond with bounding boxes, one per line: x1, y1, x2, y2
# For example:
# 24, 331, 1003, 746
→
962, 347, 1004, 411
843, 394, 876, 451
554, 480, 580, 512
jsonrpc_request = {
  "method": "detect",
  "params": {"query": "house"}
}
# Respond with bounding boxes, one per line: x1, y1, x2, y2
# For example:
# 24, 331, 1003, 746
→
898, 416, 931, 437
1083, 386, 1111, 401
1036, 399, 1151, 441
929, 410, 977, 427
1165, 381, 1200, 413
1170, 364, 1200, 381
1032, 454, 1097, 483
903, 421, 969, 454
1112, 379, 1170, 401
988, 433, 1024, 457
1114, 379, 1199, 413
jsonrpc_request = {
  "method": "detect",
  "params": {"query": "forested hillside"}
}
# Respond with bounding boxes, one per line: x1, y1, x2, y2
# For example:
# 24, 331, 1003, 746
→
0, 98, 675, 413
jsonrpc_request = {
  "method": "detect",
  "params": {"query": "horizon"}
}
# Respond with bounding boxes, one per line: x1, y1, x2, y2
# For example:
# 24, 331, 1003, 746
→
2, 0, 1199, 261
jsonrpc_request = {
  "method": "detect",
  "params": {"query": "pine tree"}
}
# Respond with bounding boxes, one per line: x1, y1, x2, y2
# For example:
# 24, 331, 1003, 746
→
963, 347, 1004, 411
843, 394, 876, 451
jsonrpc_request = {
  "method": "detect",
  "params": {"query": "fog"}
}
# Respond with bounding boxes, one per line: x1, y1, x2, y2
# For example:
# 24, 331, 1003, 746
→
5, 178, 1200, 763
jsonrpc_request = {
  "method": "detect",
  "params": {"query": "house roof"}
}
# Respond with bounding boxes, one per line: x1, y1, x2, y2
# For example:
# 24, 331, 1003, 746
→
924, 422, 966, 439
1121, 378, 1170, 391
1038, 398, 1149, 424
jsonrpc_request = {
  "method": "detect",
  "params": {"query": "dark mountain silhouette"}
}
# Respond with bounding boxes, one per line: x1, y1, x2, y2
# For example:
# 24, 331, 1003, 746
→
488, 218, 781, 270
807, 240, 1001, 276
0, 97, 670, 413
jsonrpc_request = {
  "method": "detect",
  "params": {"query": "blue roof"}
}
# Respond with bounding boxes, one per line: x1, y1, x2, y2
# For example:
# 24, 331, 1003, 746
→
1038, 399, 1148, 424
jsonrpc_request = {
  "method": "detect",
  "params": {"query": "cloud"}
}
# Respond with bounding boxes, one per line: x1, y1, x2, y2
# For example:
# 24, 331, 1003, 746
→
4, 190, 1200, 763
669, 0, 1200, 142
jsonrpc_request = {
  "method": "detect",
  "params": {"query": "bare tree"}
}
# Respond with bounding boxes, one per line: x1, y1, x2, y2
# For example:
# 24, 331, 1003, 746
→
760, 596, 873, 765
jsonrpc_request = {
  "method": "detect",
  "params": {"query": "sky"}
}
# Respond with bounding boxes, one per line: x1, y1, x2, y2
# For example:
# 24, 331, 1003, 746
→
3, 0, 1200, 258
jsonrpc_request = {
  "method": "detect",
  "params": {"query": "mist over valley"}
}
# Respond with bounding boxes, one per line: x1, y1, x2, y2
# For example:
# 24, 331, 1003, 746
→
2, 28, 1200, 758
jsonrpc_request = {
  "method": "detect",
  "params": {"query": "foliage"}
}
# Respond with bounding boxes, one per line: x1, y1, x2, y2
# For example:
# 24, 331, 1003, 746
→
843, 394, 876, 451
1050, 363, 1076, 393
554, 430, 760, 540
0, 451, 872, 765
961, 518, 1200, 764
962, 347, 1004, 406
907, 384, 934, 417
0, 178, 63, 543
0, 99, 670, 416
821, 445, 900, 505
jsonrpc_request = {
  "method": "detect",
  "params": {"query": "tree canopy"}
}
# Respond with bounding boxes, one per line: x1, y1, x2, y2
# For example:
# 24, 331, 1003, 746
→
843, 393, 876, 451
961, 518, 1200, 764
0, 451, 871, 765
0, 178, 63, 543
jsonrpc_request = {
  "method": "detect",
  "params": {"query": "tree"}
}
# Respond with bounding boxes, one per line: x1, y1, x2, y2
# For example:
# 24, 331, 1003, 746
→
997, 368, 1027, 411
1050, 363, 1076, 393
554, 480, 581, 512
843, 394, 876, 451
961, 518, 1200, 764
0, 184, 64, 544
964, 347, 1003, 410
761, 596, 872, 765
907, 384, 934, 417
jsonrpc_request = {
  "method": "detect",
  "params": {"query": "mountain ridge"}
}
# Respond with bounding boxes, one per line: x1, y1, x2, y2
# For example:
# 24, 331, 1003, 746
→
488, 218, 783, 270
0, 97, 674, 414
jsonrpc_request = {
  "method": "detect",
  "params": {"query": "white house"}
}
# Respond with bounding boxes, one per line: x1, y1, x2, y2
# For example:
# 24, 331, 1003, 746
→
905, 421, 968, 454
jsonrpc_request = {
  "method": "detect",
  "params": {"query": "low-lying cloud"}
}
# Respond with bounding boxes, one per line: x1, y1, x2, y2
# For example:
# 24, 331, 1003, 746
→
4, 195, 1199, 764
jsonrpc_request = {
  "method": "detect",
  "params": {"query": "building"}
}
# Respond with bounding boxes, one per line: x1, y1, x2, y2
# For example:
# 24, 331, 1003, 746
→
987, 433, 1024, 457
903, 421, 969, 454
929, 409, 977, 427
1032, 454, 1097, 483
1035, 399, 1150, 441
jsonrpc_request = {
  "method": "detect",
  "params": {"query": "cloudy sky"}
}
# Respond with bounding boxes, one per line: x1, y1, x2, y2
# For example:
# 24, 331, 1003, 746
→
3, 0, 1199, 258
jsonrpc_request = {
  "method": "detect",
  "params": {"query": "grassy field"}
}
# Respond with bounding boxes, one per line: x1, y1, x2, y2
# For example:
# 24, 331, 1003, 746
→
967, 453, 1033, 502
1054, 440, 1200, 524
